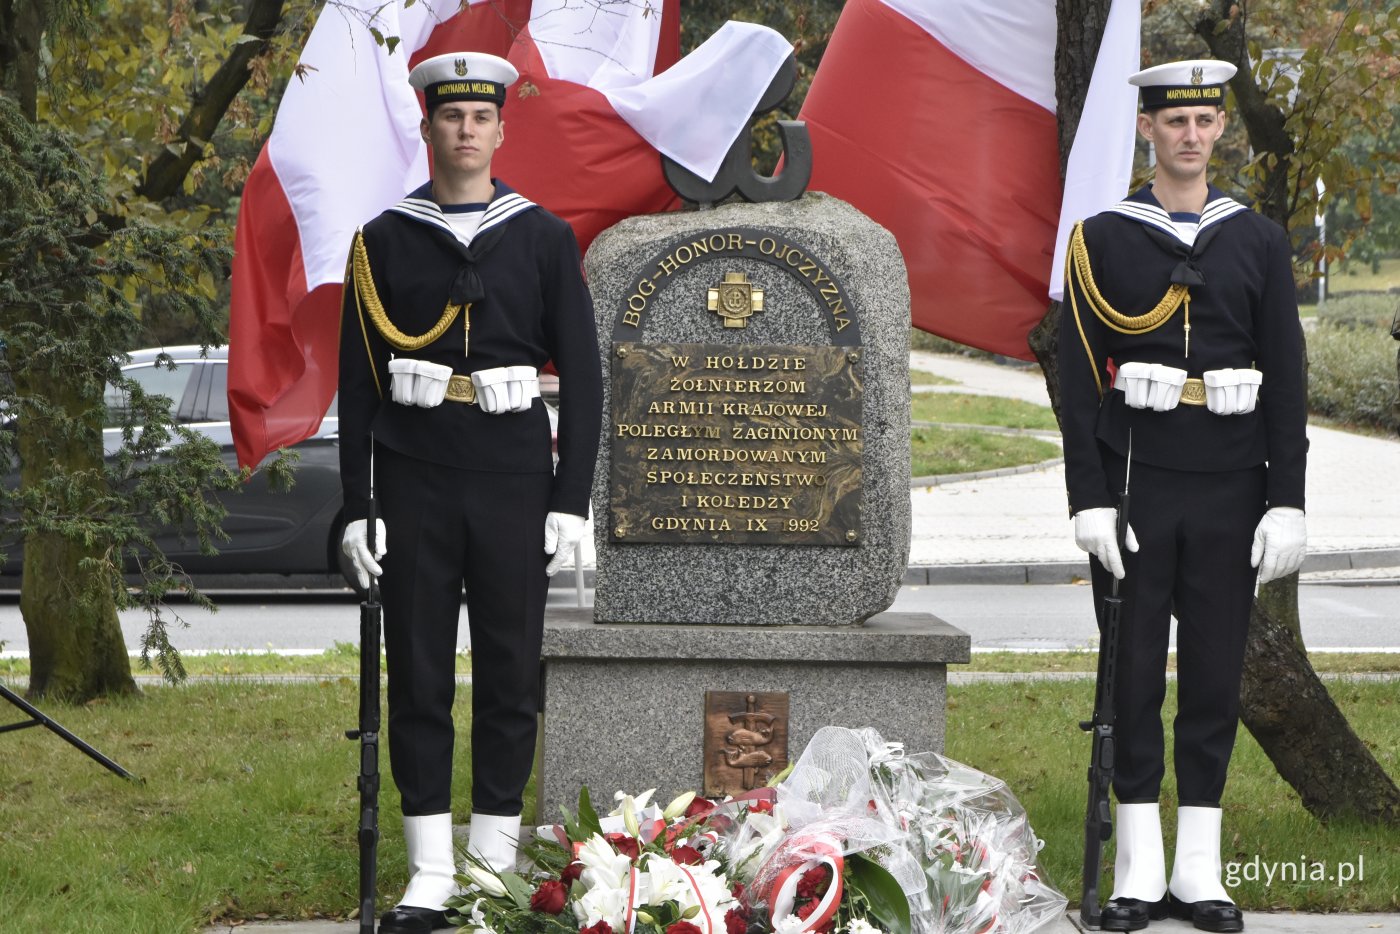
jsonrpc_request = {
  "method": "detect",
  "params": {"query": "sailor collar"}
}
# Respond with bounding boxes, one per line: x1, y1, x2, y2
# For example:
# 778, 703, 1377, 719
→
389, 180, 537, 242
1107, 185, 1247, 246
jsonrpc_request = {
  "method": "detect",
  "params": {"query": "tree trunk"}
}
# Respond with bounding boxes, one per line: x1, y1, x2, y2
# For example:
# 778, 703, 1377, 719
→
1240, 576, 1400, 822
1192, 2, 1294, 228
1040, 0, 1400, 825
16, 355, 136, 703
1030, 0, 1113, 426
0, 0, 45, 122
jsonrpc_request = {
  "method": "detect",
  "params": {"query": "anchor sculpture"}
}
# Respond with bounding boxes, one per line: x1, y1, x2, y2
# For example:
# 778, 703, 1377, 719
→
661, 54, 812, 208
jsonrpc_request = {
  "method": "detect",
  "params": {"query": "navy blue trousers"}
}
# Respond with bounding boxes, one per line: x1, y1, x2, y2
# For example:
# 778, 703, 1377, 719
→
376, 444, 551, 817
1088, 449, 1266, 806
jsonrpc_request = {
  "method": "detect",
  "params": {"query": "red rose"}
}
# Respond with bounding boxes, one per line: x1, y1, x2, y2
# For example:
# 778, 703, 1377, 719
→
731, 882, 748, 903
665, 923, 704, 934
604, 832, 641, 861
685, 797, 717, 819
560, 860, 584, 887
748, 800, 773, 814
669, 844, 704, 866
530, 879, 568, 915
724, 907, 750, 934
579, 923, 614, 934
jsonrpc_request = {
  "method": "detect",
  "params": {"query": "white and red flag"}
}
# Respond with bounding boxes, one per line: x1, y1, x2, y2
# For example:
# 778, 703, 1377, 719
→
799, 0, 1138, 359
229, 0, 790, 469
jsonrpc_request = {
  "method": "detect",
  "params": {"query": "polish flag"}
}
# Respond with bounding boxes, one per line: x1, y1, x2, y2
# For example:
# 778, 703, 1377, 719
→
799, 0, 1138, 360
228, 0, 790, 469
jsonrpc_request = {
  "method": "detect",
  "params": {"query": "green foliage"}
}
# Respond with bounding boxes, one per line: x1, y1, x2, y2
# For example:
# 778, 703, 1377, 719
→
1315, 291, 1399, 328
0, 95, 242, 681
841, 853, 913, 934
35, 0, 318, 342
1305, 319, 1400, 433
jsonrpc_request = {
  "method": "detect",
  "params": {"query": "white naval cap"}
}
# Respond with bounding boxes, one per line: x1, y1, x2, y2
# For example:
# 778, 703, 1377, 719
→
409, 52, 519, 108
1129, 59, 1237, 110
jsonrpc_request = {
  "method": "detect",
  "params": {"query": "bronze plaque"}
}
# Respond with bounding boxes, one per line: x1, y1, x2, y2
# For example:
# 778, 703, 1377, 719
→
703, 691, 789, 797
609, 342, 862, 545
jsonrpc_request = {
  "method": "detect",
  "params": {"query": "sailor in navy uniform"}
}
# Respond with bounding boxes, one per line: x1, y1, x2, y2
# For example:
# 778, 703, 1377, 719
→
337, 51, 603, 934
1059, 60, 1308, 933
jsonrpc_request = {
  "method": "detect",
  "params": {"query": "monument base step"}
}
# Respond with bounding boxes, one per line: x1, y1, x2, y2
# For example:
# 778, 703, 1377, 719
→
538, 608, 970, 820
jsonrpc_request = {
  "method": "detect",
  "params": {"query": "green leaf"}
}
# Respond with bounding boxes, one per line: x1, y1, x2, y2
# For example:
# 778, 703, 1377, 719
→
845, 853, 912, 934
385, 36, 401, 55
577, 787, 604, 838
500, 870, 535, 910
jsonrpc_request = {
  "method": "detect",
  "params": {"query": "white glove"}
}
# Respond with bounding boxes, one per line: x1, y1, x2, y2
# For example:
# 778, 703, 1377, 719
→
341, 518, 387, 589
1074, 506, 1140, 581
1251, 506, 1306, 584
388, 358, 452, 408
471, 365, 540, 414
1203, 368, 1263, 415
543, 511, 586, 578
1114, 362, 1187, 412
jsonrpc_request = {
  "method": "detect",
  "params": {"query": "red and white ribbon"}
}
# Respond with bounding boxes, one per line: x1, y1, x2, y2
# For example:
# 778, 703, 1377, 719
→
767, 838, 845, 933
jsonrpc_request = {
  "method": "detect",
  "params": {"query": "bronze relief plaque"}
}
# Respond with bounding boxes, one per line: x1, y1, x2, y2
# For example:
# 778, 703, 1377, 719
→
703, 691, 789, 797
609, 342, 862, 545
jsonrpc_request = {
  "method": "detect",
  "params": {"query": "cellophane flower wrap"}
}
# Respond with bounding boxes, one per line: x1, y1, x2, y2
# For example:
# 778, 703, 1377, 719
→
714, 727, 1066, 934
446, 728, 1065, 933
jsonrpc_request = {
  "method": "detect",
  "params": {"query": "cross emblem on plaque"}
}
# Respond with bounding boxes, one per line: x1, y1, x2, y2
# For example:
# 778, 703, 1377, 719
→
707, 272, 765, 328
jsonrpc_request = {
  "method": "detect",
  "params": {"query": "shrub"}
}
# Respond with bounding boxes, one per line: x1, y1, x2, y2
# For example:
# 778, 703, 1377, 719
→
1306, 320, 1400, 433
1315, 291, 1398, 329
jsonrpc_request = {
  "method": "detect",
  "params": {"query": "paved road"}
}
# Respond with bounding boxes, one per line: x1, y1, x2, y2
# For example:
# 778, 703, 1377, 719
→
1, 582, 1394, 656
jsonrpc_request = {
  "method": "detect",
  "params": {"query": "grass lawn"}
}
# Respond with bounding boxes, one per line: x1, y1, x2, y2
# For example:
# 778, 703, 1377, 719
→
912, 425, 1061, 477
0, 644, 472, 681
962, 649, 1400, 675
946, 679, 1400, 913
1330, 255, 1400, 293
0, 682, 500, 933
1, 676, 1396, 930
911, 392, 1058, 430
910, 369, 957, 386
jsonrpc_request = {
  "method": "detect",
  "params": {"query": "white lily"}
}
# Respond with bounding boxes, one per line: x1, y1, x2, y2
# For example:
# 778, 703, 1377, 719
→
458, 865, 507, 899
663, 790, 697, 820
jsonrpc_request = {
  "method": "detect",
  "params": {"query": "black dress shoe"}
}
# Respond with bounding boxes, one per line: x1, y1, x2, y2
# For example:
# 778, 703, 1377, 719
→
1101, 894, 1169, 931
378, 904, 451, 933
1168, 892, 1244, 932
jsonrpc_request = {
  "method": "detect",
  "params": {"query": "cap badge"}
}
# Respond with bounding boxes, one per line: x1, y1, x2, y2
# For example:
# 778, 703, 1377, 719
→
454, 58, 468, 76
1191, 66, 1204, 85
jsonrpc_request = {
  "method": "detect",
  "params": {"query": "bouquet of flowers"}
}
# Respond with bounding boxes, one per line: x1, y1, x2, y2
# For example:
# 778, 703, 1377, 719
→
446, 787, 758, 934
447, 728, 1065, 934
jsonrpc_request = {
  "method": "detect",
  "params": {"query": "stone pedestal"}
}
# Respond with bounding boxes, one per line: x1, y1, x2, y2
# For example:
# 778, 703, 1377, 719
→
539, 608, 970, 821
585, 194, 911, 627
536, 194, 969, 817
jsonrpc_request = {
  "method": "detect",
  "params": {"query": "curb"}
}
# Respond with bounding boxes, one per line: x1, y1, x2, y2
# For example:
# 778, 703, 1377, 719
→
900, 548, 1400, 586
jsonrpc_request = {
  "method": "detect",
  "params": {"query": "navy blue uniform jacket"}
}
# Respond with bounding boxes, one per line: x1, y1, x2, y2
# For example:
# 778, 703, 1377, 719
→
1058, 185, 1308, 515
338, 180, 603, 524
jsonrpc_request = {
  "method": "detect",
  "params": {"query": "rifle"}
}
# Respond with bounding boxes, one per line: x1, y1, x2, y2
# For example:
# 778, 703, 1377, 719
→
345, 487, 382, 933
1079, 433, 1132, 930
